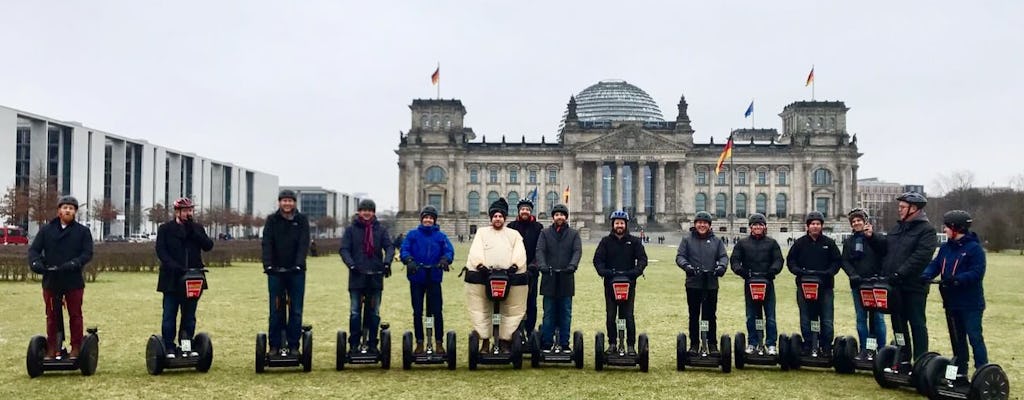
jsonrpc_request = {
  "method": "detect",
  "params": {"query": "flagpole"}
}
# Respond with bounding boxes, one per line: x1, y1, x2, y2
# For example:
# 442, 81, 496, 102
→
751, 98, 755, 128
436, 62, 440, 100
729, 134, 735, 236
811, 64, 815, 101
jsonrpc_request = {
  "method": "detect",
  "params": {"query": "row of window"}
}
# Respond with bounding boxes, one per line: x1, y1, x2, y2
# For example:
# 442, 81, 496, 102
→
696, 168, 834, 186
420, 114, 453, 130
424, 165, 559, 185
695, 193, 790, 219
466, 191, 562, 215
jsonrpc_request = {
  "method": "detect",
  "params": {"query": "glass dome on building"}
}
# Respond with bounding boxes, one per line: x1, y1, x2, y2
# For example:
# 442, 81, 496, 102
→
572, 79, 664, 122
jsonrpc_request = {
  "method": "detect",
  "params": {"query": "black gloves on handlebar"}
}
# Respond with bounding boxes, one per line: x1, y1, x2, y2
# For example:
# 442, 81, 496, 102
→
682, 264, 697, 277
59, 260, 79, 271
439, 257, 451, 272
30, 260, 47, 274
406, 261, 419, 275
714, 264, 727, 277
889, 271, 903, 284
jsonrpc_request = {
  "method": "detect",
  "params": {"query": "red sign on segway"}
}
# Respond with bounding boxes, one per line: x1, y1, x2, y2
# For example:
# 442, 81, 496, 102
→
185, 279, 204, 299
860, 288, 876, 308
749, 283, 767, 301
489, 280, 508, 299
612, 282, 631, 301
800, 283, 819, 301
872, 287, 889, 311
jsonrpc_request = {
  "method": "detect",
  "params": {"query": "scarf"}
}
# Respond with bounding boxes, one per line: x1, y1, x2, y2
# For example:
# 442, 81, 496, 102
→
360, 217, 375, 257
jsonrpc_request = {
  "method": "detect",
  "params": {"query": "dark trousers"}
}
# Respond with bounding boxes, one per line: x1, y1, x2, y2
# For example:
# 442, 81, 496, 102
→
796, 287, 835, 351
161, 293, 198, 351
891, 290, 929, 361
349, 289, 382, 348
541, 296, 573, 348
43, 288, 83, 354
744, 283, 778, 346
523, 272, 539, 333
410, 281, 444, 342
604, 283, 636, 346
686, 288, 719, 346
268, 272, 306, 350
948, 309, 988, 370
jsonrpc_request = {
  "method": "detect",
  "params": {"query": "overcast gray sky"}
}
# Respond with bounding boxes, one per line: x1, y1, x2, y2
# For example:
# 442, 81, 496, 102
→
2, 1, 1022, 209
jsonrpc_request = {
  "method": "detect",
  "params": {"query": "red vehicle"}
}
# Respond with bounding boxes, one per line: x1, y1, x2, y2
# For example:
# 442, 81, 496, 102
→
1, 226, 29, 245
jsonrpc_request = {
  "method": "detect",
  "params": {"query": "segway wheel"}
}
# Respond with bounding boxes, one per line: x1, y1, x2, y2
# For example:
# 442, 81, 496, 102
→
255, 333, 267, 373
194, 333, 213, 373
720, 334, 732, 373
638, 334, 650, 373
572, 331, 584, 370
922, 356, 951, 399
913, 352, 940, 394
970, 364, 1010, 400
530, 330, 541, 368
402, 331, 413, 370
336, 331, 347, 371
445, 331, 457, 370
510, 330, 523, 370
26, 335, 47, 378
468, 331, 479, 371
789, 334, 803, 370
733, 333, 746, 370
301, 329, 313, 372
833, 335, 857, 374
146, 335, 166, 375
778, 334, 791, 371
380, 329, 391, 370
675, 333, 686, 371
594, 332, 605, 371
873, 345, 899, 389
80, 333, 99, 376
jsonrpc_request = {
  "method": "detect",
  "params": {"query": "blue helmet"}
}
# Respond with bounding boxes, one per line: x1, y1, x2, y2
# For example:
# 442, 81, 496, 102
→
609, 210, 629, 223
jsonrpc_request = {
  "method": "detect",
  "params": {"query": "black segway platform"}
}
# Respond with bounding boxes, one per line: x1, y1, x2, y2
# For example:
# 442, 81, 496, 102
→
594, 276, 649, 372
255, 325, 313, 373
25, 287, 99, 378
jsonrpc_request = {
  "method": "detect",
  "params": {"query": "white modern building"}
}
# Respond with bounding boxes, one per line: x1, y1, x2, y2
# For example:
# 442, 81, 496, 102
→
1, 105, 279, 238
279, 186, 359, 237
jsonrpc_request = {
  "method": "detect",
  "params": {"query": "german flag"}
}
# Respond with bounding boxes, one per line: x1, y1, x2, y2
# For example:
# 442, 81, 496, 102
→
563, 186, 570, 204
431, 66, 440, 85
805, 66, 814, 87
715, 137, 733, 174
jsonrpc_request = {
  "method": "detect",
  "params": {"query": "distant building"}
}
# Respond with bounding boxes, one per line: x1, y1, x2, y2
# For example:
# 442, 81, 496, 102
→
279, 186, 356, 237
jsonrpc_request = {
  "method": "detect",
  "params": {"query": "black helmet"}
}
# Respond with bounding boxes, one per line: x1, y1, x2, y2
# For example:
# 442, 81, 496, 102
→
57, 195, 79, 210
278, 189, 297, 201
748, 213, 767, 226
419, 205, 438, 220
896, 192, 927, 209
943, 210, 972, 233
847, 208, 869, 222
516, 198, 534, 211
805, 211, 825, 225
609, 210, 629, 223
694, 211, 713, 224
551, 204, 569, 218
357, 199, 376, 212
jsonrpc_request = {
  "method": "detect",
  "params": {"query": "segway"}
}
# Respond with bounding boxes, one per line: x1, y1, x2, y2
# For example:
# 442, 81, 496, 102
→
401, 263, 456, 370
146, 268, 213, 375
467, 266, 524, 370
921, 281, 1010, 399
872, 278, 939, 394
25, 276, 99, 378
255, 267, 312, 373
595, 274, 650, 372
788, 274, 856, 373
530, 267, 584, 369
733, 272, 790, 370
676, 268, 731, 373
848, 276, 886, 373
338, 277, 392, 370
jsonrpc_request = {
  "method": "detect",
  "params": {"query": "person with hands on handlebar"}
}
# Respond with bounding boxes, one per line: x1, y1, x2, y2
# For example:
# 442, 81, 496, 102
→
507, 198, 544, 340
340, 198, 394, 354
593, 210, 648, 355
534, 204, 582, 353
676, 211, 728, 353
260, 190, 310, 356
730, 213, 784, 355
399, 205, 455, 354
28, 195, 94, 360
786, 211, 841, 353
840, 208, 887, 360
156, 197, 214, 358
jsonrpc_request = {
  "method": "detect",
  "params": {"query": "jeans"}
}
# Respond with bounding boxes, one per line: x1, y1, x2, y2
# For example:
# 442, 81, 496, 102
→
161, 293, 198, 351
268, 272, 306, 350
523, 272, 539, 334
851, 289, 887, 351
891, 290, 929, 361
411, 281, 444, 342
541, 296, 573, 348
948, 309, 988, 370
604, 282, 636, 346
686, 288, 719, 346
796, 287, 834, 351
744, 283, 778, 346
43, 288, 84, 354
349, 289, 382, 348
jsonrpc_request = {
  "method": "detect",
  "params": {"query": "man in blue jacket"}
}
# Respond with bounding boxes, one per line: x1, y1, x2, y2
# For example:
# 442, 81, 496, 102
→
261, 190, 310, 356
400, 205, 455, 354
340, 199, 394, 353
921, 210, 988, 375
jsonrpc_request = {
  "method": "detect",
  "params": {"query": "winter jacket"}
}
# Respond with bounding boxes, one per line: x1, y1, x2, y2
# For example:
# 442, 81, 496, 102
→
786, 233, 842, 289
675, 228, 728, 289
879, 212, 938, 294
399, 224, 455, 285
27, 218, 94, 292
593, 231, 648, 283
535, 223, 582, 297
155, 219, 214, 293
841, 232, 886, 288
921, 232, 985, 310
730, 234, 784, 280
261, 209, 310, 270
508, 217, 543, 275
339, 216, 394, 290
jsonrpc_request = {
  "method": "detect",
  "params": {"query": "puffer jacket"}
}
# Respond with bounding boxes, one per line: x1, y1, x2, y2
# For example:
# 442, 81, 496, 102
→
399, 224, 455, 284
675, 228, 728, 289
921, 232, 985, 310
879, 211, 938, 294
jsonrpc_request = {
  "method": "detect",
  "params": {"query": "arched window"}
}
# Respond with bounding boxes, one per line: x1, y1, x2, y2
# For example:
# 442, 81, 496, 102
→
425, 166, 446, 184
487, 191, 500, 210
433, 117, 440, 129
444, 116, 452, 129
507, 191, 519, 208
813, 168, 833, 186
715, 193, 727, 218
468, 191, 481, 215
735, 193, 748, 218
695, 193, 707, 213
546, 191, 559, 213
776, 193, 788, 218
756, 193, 768, 214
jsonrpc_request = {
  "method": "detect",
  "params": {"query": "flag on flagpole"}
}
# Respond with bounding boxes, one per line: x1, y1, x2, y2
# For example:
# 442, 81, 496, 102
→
805, 66, 814, 87
431, 66, 440, 85
529, 187, 538, 203
563, 186, 570, 204
715, 136, 734, 174
744, 100, 754, 118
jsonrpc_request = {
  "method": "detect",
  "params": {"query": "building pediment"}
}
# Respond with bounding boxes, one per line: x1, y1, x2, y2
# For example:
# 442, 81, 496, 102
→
573, 125, 687, 153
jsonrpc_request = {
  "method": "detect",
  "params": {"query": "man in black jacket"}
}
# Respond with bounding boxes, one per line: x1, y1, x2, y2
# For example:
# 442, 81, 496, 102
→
156, 197, 215, 357
339, 199, 394, 353
28, 195, 94, 360
787, 211, 842, 353
593, 210, 648, 354
261, 190, 310, 355
508, 198, 544, 339
730, 213, 784, 355
879, 192, 936, 361
534, 204, 582, 353
675, 211, 728, 353
841, 208, 887, 360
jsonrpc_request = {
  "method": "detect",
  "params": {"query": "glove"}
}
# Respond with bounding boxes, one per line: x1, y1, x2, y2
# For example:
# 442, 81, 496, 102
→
59, 260, 79, 271
406, 262, 419, 275
439, 257, 451, 272
597, 268, 612, 278
402, 257, 415, 266
30, 261, 46, 274
528, 264, 539, 273
293, 265, 304, 273
683, 265, 697, 277
940, 279, 960, 289
384, 264, 392, 278
539, 265, 552, 274
714, 264, 727, 277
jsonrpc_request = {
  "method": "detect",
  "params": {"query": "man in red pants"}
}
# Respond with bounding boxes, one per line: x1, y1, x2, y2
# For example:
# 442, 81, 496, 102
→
28, 195, 94, 359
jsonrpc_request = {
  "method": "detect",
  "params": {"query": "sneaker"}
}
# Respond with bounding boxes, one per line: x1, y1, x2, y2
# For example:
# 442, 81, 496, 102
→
269, 347, 280, 356
289, 347, 300, 356
745, 345, 755, 354
767, 346, 778, 356
627, 345, 637, 355
498, 340, 511, 354
542, 348, 552, 354
434, 340, 446, 354
854, 349, 867, 361
606, 343, 617, 355
165, 353, 176, 359
708, 343, 719, 354
414, 342, 425, 354
69, 347, 81, 359
562, 347, 573, 355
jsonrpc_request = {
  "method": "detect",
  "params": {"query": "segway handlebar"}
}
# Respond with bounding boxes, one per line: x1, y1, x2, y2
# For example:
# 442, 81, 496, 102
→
267, 266, 303, 274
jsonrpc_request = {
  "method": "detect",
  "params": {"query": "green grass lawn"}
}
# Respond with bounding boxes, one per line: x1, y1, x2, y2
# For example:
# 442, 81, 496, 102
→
1, 243, 1020, 399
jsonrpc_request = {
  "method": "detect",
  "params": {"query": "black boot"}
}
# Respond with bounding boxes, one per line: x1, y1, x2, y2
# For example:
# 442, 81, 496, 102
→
709, 343, 719, 354
627, 344, 637, 355
481, 339, 491, 353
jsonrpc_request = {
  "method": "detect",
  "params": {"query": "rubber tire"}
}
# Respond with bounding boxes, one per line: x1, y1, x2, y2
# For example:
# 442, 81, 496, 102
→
676, 333, 686, 371
510, 330, 523, 369
26, 335, 47, 378
146, 335, 165, 375
402, 331, 413, 370
970, 364, 1010, 400
680, 333, 690, 369
789, 334, 803, 370
594, 332, 605, 371
194, 333, 213, 373
733, 333, 746, 369
468, 331, 479, 371
445, 331, 457, 370
336, 331, 347, 371
530, 330, 541, 368
80, 333, 99, 376
913, 352, 940, 394
255, 333, 267, 373
873, 345, 899, 389
573, 331, 584, 369
833, 335, 857, 374
778, 334, 791, 371
301, 330, 313, 372
720, 334, 732, 373
923, 355, 951, 399
638, 334, 650, 373
380, 329, 391, 370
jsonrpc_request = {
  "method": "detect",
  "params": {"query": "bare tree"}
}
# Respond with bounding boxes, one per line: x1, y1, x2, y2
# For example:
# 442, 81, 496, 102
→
27, 167, 60, 227
92, 199, 120, 233
146, 203, 170, 225
315, 215, 339, 237
933, 169, 976, 196
0, 185, 30, 227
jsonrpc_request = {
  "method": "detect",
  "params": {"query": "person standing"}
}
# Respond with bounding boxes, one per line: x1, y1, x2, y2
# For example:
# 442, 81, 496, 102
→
534, 204, 582, 353
400, 205, 455, 354
340, 198, 394, 353
593, 210, 648, 354
730, 213, 784, 355
840, 208, 887, 360
155, 197, 214, 357
675, 211, 728, 353
786, 211, 842, 354
507, 198, 544, 339
261, 190, 310, 356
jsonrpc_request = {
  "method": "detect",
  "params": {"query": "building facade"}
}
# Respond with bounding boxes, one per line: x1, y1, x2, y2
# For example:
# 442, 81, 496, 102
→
279, 185, 357, 237
395, 80, 862, 237
1, 105, 279, 238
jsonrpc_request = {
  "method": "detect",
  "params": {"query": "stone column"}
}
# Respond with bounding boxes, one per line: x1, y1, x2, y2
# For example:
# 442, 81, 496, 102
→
574, 163, 583, 214
656, 161, 666, 214
615, 161, 624, 211
412, 160, 422, 210
446, 160, 456, 213
636, 161, 647, 219
593, 162, 603, 214
397, 162, 406, 212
